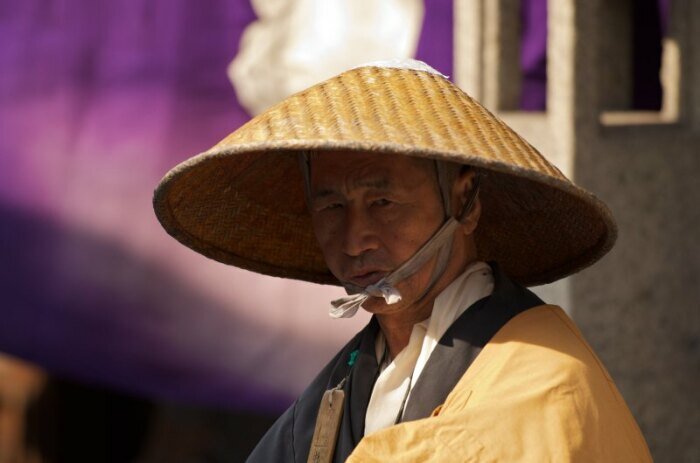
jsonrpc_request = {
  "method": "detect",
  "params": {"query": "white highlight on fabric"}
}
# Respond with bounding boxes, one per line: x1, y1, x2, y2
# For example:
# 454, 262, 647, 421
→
364, 262, 494, 435
229, 0, 424, 115
353, 58, 449, 79
365, 319, 427, 436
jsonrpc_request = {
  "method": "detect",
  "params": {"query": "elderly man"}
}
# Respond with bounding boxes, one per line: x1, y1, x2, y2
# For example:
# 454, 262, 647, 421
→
154, 61, 652, 462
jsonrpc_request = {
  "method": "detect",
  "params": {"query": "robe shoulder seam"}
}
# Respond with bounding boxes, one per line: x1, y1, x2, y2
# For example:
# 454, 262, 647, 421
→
542, 305, 614, 382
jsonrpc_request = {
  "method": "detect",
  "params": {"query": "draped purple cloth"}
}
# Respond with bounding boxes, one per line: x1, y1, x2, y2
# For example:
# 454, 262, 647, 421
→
520, 0, 547, 110
1, 0, 302, 411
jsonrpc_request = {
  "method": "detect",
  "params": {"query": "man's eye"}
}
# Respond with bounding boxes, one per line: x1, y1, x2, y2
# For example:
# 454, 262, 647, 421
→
319, 202, 343, 211
372, 198, 392, 207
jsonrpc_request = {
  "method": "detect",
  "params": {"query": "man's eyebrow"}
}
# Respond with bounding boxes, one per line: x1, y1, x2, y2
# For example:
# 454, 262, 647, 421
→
311, 178, 392, 199
311, 188, 336, 199
355, 178, 391, 190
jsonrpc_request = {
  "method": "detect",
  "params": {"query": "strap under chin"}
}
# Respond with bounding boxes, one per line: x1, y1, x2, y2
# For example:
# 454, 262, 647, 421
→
330, 281, 402, 318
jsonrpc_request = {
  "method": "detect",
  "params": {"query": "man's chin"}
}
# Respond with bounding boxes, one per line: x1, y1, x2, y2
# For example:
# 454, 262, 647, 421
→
358, 296, 383, 312
360, 296, 405, 315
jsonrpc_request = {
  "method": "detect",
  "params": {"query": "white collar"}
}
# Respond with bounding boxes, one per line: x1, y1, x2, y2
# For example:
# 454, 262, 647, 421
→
365, 261, 495, 435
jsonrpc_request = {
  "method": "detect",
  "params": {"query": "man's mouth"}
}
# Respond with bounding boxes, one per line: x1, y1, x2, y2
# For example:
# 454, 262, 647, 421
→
348, 270, 387, 287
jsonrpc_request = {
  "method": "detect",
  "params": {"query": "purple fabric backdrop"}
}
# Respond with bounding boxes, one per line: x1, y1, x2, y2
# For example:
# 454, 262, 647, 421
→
0, 1, 555, 412
415, 0, 453, 79
0, 0, 299, 411
520, 0, 547, 110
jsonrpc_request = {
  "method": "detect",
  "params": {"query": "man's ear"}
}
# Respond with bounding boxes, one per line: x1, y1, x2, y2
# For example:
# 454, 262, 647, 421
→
451, 167, 481, 235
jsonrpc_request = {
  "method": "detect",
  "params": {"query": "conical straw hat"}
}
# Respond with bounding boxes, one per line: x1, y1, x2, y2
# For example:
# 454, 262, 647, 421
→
153, 62, 616, 286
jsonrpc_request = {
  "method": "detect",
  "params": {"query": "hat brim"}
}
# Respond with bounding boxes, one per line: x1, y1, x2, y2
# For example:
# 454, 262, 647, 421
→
154, 142, 616, 287
153, 66, 617, 286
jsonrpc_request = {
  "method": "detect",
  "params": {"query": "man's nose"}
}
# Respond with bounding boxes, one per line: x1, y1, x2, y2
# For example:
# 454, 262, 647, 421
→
341, 205, 380, 257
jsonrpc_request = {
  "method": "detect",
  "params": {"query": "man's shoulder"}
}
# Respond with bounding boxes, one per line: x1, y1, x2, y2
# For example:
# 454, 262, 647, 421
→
440, 305, 651, 460
496, 305, 610, 372
350, 306, 653, 462
299, 321, 371, 400
462, 305, 615, 393
247, 320, 375, 462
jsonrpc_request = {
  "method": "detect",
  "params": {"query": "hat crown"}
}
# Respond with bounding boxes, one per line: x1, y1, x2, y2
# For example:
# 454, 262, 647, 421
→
352, 58, 448, 78
216, 66, 561, 180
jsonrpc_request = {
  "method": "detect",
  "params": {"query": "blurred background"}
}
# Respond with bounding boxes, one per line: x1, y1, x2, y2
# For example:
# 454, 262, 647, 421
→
1, 0, 698, 462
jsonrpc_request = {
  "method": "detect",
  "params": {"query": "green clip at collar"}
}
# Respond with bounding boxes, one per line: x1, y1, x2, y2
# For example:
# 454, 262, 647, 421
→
347, 350, 359, 367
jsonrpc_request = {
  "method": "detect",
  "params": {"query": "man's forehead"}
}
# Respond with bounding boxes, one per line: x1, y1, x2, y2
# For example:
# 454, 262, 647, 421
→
311, 176, 392, 198
308, 151, 433, 180
312, 159, 413, 193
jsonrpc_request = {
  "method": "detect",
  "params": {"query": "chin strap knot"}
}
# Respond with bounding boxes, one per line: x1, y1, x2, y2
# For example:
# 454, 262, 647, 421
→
330, 280, 402, 319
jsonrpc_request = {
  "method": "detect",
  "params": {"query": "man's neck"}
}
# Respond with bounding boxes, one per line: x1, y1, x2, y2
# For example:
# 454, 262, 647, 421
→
375, 301, 433, 360
374, 246, 480, 359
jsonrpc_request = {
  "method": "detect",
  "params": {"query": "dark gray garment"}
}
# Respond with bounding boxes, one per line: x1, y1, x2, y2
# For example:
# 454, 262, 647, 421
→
246, 263, 543, 462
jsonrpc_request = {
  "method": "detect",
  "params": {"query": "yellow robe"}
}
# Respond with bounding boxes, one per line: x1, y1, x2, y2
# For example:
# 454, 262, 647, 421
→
347, 305, 652, 462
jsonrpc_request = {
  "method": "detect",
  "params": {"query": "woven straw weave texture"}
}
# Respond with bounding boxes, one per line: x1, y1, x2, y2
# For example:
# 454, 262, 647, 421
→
153, 66, 616, 286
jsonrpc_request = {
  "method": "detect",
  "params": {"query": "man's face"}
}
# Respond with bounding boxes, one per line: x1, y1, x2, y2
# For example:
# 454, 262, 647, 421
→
308, 151, 445, 314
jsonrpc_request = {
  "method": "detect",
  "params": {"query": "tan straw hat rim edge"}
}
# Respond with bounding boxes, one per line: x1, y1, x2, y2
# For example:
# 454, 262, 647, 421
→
153, 178, 339, 285
157, 138, 617, 221
153, 141, 617, 287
